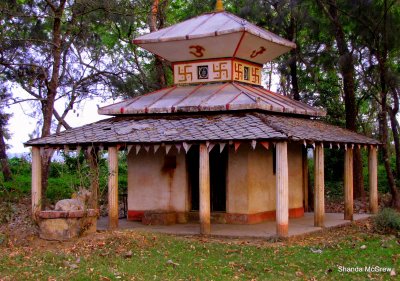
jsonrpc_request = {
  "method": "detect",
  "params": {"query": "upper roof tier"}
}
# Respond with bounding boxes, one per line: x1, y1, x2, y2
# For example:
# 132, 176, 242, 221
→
133, 11, 296, 64
98, 82, 325, 117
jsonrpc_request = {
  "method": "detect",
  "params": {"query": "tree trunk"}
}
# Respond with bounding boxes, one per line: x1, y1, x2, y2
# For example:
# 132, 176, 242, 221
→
40, 0, 67, 203
376, 0, 400, 210
389, 88, 400, 177
353, 148, 365, 199
85, 148, 99, 210
379, 109, 400, 209
149, 0, 167, 89
289, 51, 300, 101
0, 126, 12, 181
287, 11, 300, 101
317, 0, 364, 199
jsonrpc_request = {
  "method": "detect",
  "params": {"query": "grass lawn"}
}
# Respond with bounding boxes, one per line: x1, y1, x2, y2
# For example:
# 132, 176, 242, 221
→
0, 220, 398, 281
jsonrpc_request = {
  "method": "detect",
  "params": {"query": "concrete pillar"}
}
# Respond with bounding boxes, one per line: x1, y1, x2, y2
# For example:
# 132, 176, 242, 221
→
302, 147, 309, 212
369, 146, 378, 214
314, 144, 324, 227
344, 147, 354, 220
276, 141, 289, 237
199, 143, 210, 235
31, 146, 42, 220
108, 146, 119, 229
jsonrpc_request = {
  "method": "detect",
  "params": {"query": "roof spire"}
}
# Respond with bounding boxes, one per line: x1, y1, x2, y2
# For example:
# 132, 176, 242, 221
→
215, 0, 224, 11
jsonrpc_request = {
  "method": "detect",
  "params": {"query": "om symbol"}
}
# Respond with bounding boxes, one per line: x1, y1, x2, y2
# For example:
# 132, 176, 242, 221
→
189, 45, 205, 57
250, 46, 266, 58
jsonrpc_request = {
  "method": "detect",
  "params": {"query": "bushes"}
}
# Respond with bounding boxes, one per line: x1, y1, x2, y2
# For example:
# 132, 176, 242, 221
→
373, 208, 400, 235
1, 152, 129, 204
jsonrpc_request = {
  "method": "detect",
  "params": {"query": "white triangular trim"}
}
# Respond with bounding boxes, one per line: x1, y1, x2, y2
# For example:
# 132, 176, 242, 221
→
127, 145, 133, 154
183, 142, 192, 153
219, 143, 226, 153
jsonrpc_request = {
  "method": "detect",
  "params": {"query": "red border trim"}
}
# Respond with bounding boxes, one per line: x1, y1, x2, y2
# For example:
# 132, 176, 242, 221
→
172, 57, 262, 68
128, 207, 304, 224
127, 210, 145, 221
226, 207, 304, 224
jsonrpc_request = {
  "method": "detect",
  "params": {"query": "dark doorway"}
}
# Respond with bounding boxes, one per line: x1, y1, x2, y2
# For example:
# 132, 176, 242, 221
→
187, 145, 227, 212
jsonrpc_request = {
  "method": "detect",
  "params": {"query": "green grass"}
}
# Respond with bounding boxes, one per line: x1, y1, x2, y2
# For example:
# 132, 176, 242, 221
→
0, 231, 398, 280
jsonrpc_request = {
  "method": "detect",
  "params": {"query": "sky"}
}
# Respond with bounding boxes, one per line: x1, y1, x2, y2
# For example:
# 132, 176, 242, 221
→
5, 66, 277, 156
6, 87, 116, 155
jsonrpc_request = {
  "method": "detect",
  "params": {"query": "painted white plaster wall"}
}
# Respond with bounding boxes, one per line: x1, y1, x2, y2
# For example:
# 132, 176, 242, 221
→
127, 147, 188, 212
227, 145, 249, 213
227, 142, 303, 214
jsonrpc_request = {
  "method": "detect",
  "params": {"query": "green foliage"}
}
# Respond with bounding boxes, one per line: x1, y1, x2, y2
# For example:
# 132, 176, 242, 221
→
8, 157, 31, 175
373, 208, 400, 234
0, 153, 128, 204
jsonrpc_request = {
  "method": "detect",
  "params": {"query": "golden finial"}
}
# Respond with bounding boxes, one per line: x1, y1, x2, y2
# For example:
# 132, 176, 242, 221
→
215, 0, 224, 11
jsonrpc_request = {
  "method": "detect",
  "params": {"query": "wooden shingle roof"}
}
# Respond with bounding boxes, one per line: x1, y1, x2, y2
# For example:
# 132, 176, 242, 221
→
26, 113, 379, 147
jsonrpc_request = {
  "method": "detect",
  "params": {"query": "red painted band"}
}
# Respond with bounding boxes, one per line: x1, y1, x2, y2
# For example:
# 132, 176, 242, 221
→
127, 210, 145, 221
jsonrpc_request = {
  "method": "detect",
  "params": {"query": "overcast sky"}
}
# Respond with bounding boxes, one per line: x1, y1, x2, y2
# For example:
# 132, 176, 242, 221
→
6, 87, 114, 155
4, 68, 302, 156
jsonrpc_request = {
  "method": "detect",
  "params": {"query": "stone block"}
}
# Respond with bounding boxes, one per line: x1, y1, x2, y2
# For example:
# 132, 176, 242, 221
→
38, 209, 98, 241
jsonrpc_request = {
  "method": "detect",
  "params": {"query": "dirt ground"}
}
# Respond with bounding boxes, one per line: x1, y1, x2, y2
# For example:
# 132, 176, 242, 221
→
0, 196, 387, 252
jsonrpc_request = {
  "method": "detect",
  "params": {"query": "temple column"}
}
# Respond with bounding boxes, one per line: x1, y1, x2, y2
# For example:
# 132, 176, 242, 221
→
314, 144, 324, 227
199, 143, 211, 235
108, 146, 119, 229
344, 147, 354, 220
368, 146, 378, 214
31, 146, 42, 220
276, 141, 289, 237
302, 147, 309, 212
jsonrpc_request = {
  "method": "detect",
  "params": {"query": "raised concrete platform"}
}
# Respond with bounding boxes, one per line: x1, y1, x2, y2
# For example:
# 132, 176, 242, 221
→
97, 212, 371, 238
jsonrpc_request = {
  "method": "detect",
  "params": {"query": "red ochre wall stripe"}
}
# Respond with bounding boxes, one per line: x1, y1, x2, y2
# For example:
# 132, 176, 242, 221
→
127, 207, 304, 224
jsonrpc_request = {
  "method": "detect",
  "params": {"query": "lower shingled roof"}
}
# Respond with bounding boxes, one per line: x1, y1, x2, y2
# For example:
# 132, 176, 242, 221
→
25, 113, 379, 147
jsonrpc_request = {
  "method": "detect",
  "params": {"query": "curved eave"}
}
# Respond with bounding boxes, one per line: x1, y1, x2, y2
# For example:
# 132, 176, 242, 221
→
98, 83, 325, 118
133, 27, 296, 50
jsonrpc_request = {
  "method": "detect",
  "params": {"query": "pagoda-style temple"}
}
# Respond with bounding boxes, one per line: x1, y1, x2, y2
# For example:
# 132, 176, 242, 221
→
26, 1, 379, 237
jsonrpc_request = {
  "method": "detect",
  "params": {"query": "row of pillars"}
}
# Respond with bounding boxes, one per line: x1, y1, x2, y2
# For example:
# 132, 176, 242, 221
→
31, 141, 378, 237
196, 142, 378, 237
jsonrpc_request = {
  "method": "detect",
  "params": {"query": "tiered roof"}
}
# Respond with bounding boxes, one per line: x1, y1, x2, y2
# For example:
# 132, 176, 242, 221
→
26, 4, 379, 147
26, 113, 379, 147
98, 83, 325, 117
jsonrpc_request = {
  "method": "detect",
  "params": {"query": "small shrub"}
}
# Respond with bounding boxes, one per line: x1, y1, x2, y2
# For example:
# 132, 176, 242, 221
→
0, 233, 6, 245
0, 201, 14, 224
373, 208, 400, 234
49, 162, 64, 178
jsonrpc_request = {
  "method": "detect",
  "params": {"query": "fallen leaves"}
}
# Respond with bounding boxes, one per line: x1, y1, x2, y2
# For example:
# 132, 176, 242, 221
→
295, 271, 304, 277
390, 269, 396, 277
309, 248, 323, 254
166, 259, 179, 268
123, 250, 133, 258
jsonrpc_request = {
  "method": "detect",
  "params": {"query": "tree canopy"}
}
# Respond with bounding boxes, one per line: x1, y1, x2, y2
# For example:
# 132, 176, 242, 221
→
0, 0, 399, 207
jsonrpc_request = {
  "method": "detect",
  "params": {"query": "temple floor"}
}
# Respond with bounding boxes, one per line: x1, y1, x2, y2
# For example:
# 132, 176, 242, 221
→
97, 212, 371, 238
